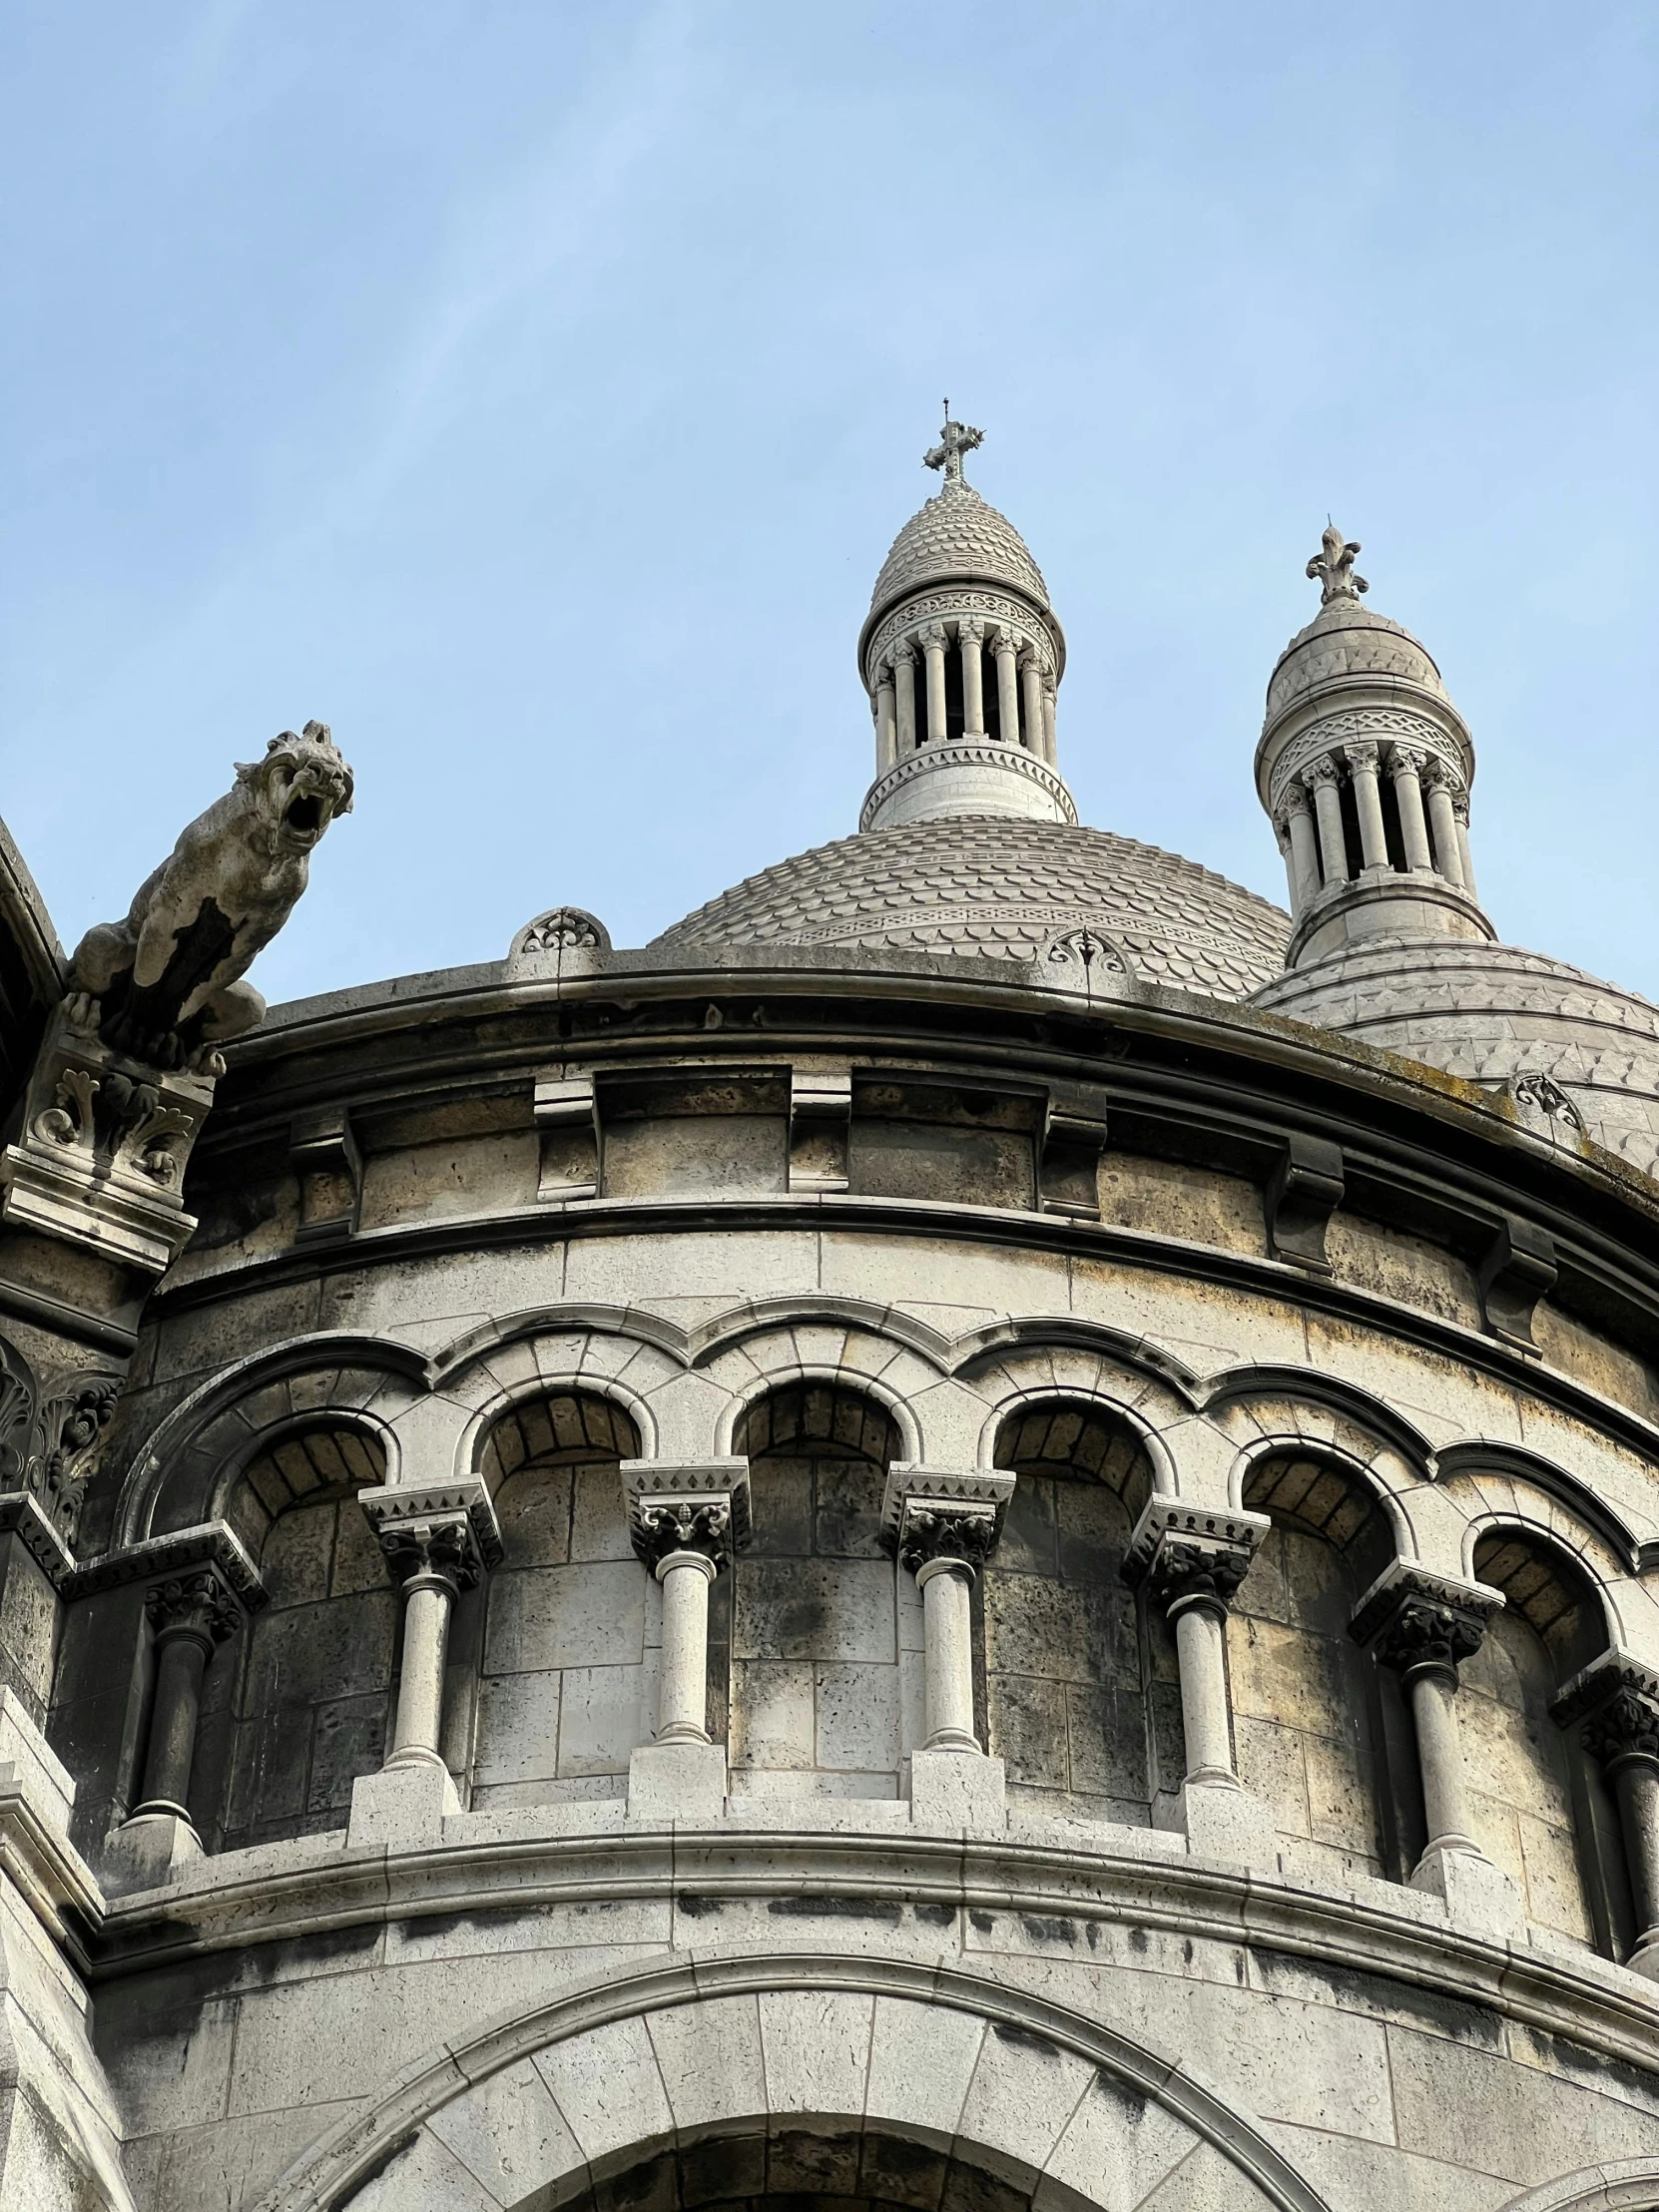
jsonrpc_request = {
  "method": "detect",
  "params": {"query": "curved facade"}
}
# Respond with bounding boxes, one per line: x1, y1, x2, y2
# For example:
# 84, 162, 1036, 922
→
4, 432, 1659, 2212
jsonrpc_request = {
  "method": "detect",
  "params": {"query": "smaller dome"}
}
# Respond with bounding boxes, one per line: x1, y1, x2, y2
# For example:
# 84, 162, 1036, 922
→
1265, 594, 1449, 726
868, 481, 1051, 623
1253, 935, 1659, 1179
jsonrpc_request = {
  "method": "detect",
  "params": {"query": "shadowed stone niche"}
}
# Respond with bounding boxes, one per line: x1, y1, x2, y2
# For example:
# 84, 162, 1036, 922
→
209, 1422, 391, 1854
727, 1382, 905, 1800
980, 1401, 1166, 1823
1232, 1448, 1403, 1882
549, 2122, 1108, 2212
1466, 1524, 1628, 1955
471, 1390, 645, 1808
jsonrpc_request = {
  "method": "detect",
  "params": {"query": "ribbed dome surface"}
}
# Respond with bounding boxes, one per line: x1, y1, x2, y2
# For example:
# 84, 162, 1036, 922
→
1266, 597, 1448, 725
869, 482, 1050, 618
654, 818, 1290, 999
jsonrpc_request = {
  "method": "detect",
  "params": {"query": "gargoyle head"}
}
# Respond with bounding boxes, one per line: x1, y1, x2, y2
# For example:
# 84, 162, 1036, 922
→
240, 721, 354, 855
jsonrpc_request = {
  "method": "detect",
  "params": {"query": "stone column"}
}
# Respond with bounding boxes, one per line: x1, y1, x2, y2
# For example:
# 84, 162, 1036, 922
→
636, 1500, 733, 1745
1451, 789, 1477, 900
1123, 1499, 1273, 1862
348, 1480, 501, 1847
378, 1514, 487, 1772
958, 617, 986, 738
1042, 677, 1057, 767
1344, 741, 1389, 869
1304, 759, 1349, 884
993, 630, 1021, 746
892, 638, 918, 756
131, 1569, 241, 1824
873, 664, 896, 775
1422, 765, 1466, 887
884, 1465, 1013, 1825
1388, 745, 1434, 871
1276, 786, 1321, 914
921, 623, 949, 744
1580, 1680, 1659, 1979
623, 1458, 751, 1819
1356, 1564, 1514, 1924
1019, 648, 1044, 759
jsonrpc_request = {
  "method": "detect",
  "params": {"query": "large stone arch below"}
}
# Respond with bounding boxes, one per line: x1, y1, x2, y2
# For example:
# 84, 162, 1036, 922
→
255, 1955, 1333, 2212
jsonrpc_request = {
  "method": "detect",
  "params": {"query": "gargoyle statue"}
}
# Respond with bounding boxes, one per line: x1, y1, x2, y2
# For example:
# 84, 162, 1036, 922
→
68, 721, 354, 1068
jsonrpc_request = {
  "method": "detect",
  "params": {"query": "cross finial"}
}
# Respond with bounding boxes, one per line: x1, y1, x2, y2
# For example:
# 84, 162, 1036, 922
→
923, 406, 983, 487
1306, 523, 1368, 605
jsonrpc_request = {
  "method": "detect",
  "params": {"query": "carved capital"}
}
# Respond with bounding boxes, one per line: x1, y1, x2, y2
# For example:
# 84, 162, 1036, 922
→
992, 627, 1022, 658
890, 636, 917, 670
357, 1479, 502, 1592
1450, 789, 1471, 827
622, 1458, 752, 1569
1277, 782, 1313, 823
377, 1513, 480, 1593
1122, 1499, 1268, 1620
1553, 1653, 1659, 1778
1353, 1563, 1501, 1682
882, 1463, 1014, 1581
1583, 1688, 1659, 1775
958, 616, 986, 647
1343, 741, 1382, 775
920, 622, 949, 653
1387, 743, 1429, 779
1303, 757, 1344, 791
145, 1568, 242, 1651
635, 1495, 733, 1571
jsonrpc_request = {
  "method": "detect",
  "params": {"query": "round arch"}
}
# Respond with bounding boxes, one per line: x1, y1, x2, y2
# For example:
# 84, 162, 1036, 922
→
1500, 2156, 1659, 2209
712, 1362, 925, 1464
251, 1953, 1333, 2212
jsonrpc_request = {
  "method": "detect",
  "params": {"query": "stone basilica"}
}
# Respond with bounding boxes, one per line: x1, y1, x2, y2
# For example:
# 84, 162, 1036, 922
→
4, 418, 1659, 2212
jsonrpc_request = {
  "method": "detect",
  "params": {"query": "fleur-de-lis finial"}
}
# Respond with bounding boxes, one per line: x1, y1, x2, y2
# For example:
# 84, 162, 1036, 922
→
1306, 523, 1368, 605
924, 403, 983, 487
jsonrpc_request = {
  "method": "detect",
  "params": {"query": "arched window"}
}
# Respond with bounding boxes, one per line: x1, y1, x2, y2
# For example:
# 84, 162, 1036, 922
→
1233, 1450, 1403, 1882
982, 1401, 1161, 1822
728, 1382, 901, 1800
470, 1391, 642, 1809
208, 1423, 391, 1854
1464, 1527, 1625, 1954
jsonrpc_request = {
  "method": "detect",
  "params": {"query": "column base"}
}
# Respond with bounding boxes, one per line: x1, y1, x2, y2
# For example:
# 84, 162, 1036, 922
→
347, 1758, 460, 1852
627, 1740, 727, 1824
102, 1809, 205, 1896
1626, 1933, 1659, 1983
1171, 1777, 1280, 1869
909, 1747, 1005, 1832
1409, 1839, 1524, 1936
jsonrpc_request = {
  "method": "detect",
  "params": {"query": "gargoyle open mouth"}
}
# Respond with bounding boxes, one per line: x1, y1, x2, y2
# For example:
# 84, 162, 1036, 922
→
279, 785, 331, 846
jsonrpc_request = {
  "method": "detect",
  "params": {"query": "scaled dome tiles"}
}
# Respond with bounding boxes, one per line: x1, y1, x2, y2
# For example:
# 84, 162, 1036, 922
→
653, 817, 1290, 999
868, 482, 1051, 617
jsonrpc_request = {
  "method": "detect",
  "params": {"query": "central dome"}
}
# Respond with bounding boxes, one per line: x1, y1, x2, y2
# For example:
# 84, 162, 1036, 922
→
867, 479, 1052, 624
653, 816, 1290, 999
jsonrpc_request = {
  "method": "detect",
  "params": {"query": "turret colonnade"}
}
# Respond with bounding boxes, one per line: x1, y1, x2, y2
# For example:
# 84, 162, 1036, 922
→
869, 620, 1057, 771
1273, 736, 1476, 917
81, 1301, 1659, 1981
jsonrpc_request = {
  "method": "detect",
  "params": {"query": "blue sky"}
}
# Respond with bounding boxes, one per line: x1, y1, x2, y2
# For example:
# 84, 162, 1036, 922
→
3, 3, 1656, 1008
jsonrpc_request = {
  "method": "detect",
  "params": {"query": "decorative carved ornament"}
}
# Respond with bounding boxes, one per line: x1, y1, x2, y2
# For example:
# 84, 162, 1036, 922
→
1268, 708, 1462, 813
1307, 524, 1368, 605
513, 907, 611, 957
356, 1479, 503, 1590
865, 587, 1056, 685
622, 1457, 753, 1565
0, 1335, 121, 1544
880, 1463, 1014, 1579
1352, 1565, 1502, 1683
1039, 929, 1131, 997
1509, 1071, 1585, 1131
377, 1514, 483, 1592
1582, 1688, 1659, 1775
